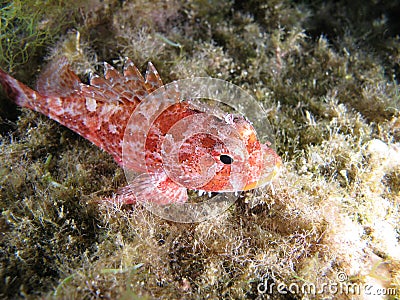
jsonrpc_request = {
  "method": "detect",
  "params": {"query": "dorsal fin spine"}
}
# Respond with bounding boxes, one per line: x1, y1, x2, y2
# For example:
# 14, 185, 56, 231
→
36, 57, 81, 97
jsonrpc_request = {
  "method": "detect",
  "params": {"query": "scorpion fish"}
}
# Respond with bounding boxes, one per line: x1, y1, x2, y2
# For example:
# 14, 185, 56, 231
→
0, 58, 281, 205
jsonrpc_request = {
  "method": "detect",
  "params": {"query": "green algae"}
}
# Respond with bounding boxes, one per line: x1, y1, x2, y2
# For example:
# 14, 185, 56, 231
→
0, 0, 399, 299
0, 0, 85, 82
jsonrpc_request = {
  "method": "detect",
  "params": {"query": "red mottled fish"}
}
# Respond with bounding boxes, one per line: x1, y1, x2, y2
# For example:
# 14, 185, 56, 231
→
0, 58, 281, 205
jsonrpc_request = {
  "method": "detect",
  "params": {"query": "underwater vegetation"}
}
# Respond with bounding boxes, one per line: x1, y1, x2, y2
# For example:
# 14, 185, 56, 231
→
0, 0, 399, 299
0, 0, 84, 76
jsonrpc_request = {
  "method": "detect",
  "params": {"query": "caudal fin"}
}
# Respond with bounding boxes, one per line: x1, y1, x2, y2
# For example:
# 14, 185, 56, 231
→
0, 68, 41, 111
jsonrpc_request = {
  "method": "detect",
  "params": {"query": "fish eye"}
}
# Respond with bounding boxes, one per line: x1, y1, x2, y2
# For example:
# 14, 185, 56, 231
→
233, 116, 241, 122
219, 154, 233, 165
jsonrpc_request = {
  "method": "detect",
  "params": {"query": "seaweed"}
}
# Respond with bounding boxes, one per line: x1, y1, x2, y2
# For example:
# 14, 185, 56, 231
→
0, 0, 399, 299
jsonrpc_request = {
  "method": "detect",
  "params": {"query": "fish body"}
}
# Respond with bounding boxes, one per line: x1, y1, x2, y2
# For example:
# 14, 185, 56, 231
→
0, 58, 281, 205
0, 57, 158, 165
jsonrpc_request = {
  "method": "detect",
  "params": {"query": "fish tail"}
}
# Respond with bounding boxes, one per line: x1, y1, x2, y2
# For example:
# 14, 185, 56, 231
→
0, 68, 42, 112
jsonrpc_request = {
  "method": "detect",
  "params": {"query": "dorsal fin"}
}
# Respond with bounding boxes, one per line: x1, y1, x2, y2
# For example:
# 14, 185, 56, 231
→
36, 57, 81, 97
87, 60, 147, 104
145, 62, 164, 93
37, 58, 162, 103
100, 62, 135, 98
122, 58, 147, 102
104, 62, 122, 82
124, 58, 145, 82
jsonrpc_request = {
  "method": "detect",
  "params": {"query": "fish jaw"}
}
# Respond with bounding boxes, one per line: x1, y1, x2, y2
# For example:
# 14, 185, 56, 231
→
243, 143, 282, 190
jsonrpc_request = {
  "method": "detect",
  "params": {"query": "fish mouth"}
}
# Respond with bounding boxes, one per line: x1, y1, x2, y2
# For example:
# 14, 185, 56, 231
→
259, 144, 282, 186
244, 144, 282, 190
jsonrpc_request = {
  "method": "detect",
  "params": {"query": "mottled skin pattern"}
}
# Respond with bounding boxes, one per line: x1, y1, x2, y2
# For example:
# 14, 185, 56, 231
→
0, 58, 281, 205
0, 57, 153, 165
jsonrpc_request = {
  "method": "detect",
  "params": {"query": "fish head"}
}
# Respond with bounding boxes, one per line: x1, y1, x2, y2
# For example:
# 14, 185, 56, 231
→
161, 111, 281, 193
222, 114, 282, 191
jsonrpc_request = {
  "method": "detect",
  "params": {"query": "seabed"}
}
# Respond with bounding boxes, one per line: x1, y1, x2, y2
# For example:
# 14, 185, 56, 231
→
0, 0, 399, 299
